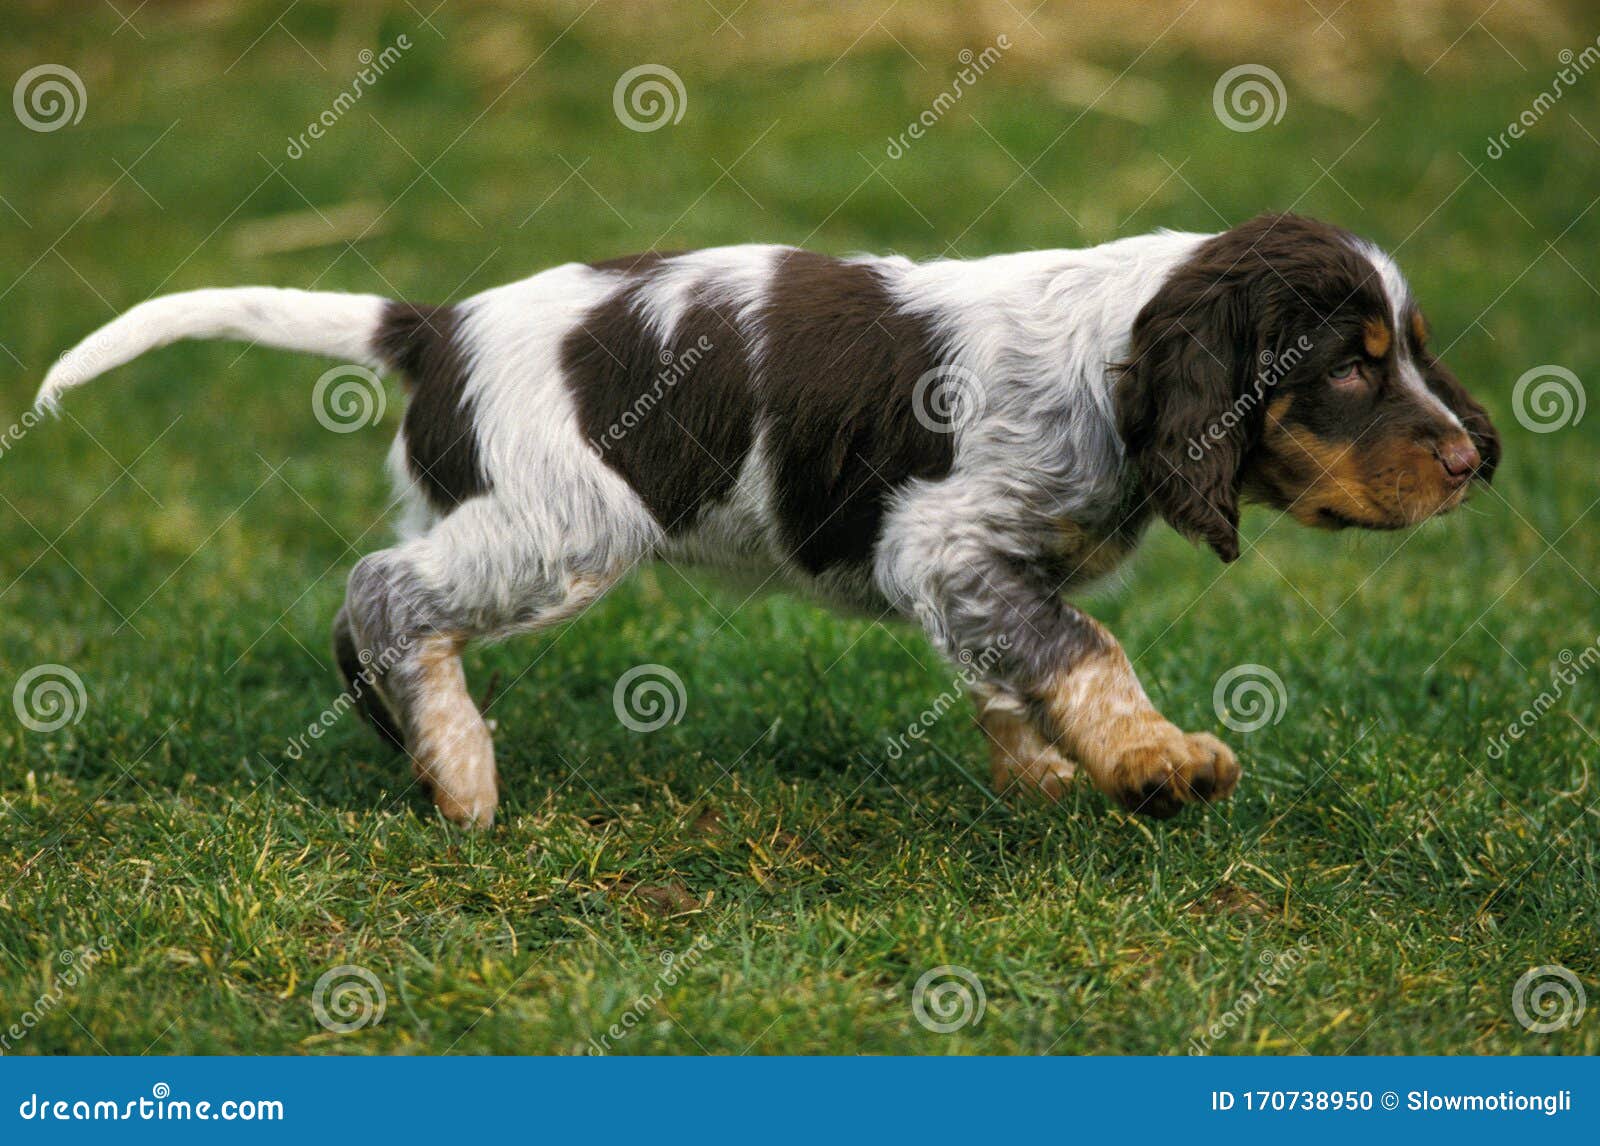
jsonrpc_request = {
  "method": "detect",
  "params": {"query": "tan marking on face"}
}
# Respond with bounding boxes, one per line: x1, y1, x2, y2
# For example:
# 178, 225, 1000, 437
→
1363, 318, 1391, 358
1409, 309, 1428, 347
1254, 419, 1466, 529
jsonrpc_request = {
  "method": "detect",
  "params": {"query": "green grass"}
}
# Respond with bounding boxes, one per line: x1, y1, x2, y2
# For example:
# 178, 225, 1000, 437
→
1, 2, 1597, 1055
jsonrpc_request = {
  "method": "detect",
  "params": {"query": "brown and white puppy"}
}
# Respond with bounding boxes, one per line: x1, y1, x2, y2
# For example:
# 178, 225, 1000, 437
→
38, 212, 1499, 826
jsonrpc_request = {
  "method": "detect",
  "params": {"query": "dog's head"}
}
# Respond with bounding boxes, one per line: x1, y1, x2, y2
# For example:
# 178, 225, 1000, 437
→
1116, 212, 1500, 561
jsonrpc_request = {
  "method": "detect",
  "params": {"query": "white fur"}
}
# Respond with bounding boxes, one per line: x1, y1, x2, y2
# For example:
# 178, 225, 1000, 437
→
37, 288, 387, 410
1353, 239, 1464, 434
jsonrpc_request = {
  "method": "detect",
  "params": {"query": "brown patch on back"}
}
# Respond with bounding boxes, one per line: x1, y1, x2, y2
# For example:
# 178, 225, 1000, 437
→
373, 302, 491, 512
759, 251, 956, 571
562, 270, 758, 531
1363, 317, 1391, 358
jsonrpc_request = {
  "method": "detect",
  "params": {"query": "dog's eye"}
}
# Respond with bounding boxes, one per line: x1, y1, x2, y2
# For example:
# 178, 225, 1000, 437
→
1329, 359, 1365, 388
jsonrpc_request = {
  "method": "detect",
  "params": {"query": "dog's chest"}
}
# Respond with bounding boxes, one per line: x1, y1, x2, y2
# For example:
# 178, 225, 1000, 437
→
1045, 517, 1141, 588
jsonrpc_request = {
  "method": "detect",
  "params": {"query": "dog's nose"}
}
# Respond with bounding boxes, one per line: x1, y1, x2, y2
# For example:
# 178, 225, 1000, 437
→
1437, 437, 1480, 482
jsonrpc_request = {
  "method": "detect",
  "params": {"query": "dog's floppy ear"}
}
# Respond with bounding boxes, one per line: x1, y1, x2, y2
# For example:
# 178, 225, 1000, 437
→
1115, 263, 1263, 564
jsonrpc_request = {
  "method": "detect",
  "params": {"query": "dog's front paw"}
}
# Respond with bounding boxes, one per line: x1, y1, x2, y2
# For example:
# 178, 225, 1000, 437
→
1096, 718, 1239, 819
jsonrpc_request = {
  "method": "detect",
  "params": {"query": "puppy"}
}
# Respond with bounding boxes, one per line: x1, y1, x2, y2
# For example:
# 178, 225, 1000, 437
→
38, 213, 1500, 826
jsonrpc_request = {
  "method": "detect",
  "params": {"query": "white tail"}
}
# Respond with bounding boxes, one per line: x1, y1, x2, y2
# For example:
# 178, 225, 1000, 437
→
36, 287, 391, 412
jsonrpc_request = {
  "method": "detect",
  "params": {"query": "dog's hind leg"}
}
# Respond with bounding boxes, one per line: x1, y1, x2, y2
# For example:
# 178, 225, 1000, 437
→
331, 604, 406, 752
340, 497, 636, 828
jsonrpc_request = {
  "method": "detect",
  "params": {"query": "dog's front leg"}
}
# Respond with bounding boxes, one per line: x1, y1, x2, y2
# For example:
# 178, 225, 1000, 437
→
918, 557, 1240, 818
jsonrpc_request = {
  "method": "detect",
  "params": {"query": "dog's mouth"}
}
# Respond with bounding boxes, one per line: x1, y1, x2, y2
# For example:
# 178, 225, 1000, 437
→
1313, 486, 1472, 532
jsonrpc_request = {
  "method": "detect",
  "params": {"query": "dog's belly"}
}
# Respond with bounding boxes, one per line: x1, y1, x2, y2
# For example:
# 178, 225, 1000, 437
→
656, 524, 895, 618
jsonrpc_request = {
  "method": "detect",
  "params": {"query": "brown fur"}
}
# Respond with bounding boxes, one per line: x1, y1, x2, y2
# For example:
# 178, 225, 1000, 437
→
373, 303, 491, 512
1409, 309, 1429, 347
1363, 317, 1391, 358
1258, 405, 1469, 529
1037, 636, 1239, 819
977, 703, 1077, 800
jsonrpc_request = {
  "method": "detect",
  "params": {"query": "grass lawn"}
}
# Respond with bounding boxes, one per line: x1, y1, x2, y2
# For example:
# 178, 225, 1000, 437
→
1, 2, 1597, 1055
